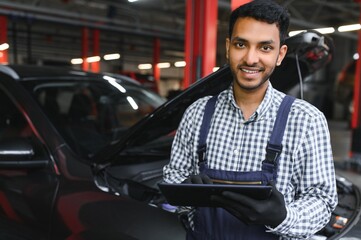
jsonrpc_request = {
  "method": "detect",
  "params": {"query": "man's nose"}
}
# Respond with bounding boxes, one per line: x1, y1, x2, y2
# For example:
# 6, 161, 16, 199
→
244, 48, 259, 65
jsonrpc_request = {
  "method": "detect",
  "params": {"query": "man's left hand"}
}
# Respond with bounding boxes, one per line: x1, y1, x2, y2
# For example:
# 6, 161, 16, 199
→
211, 182, 287, 228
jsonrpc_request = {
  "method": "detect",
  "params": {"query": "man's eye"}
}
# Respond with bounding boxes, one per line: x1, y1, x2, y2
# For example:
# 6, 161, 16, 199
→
262, 45, 273, 51
235, 43, 245, 48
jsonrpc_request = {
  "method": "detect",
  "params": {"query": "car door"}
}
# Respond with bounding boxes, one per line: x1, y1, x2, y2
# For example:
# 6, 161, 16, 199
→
0, 86, 59, 239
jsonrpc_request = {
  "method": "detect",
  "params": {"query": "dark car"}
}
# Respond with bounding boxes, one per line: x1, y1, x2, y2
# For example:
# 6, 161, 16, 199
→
0, 30, 360, 240
0, 67, 185, 240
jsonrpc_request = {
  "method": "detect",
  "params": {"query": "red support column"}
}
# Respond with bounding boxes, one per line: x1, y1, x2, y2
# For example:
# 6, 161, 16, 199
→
184, 0, 195, 89
91, 29, 100, 73
350, 2, 361, 156
231, 0, 252, 11
352, 8, 361, 129
202, 0, 218, 77
183, 0, 218, 89
0, 15, 8, 64
82, 27, 89, 71
153, 37, 160, 93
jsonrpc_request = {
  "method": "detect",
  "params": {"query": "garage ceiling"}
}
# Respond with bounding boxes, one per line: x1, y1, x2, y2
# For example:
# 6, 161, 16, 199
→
0, 0, 360, 69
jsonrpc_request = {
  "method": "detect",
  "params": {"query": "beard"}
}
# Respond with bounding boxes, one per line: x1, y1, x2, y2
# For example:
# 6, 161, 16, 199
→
229, 62, 276, 91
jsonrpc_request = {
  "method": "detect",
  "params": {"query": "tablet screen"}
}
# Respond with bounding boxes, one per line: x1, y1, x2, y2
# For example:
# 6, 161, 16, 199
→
158, 183, 272, 207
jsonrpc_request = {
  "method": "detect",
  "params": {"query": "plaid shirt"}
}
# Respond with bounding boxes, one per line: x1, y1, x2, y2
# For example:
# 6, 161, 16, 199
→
163, 83, 338, 239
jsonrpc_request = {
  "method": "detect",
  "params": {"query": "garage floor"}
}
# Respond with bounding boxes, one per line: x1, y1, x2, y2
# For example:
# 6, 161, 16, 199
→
329, 120, 361, 239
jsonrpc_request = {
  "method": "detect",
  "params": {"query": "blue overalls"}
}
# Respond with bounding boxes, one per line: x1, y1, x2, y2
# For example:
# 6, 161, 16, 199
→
186, 95, 295, 240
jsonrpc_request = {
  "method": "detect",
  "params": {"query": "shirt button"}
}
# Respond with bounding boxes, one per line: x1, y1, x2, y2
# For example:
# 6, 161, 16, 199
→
233, 149, 239, 155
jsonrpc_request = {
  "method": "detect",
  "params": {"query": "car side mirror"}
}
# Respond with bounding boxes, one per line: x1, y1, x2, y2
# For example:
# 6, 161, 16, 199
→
0, 138, 49, 168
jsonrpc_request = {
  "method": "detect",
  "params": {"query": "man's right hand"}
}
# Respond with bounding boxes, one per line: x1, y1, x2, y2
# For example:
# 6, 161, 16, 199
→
182, 174, 213, 184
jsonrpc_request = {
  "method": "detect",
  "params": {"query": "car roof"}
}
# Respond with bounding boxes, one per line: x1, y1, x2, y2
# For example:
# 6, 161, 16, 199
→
0, 64, 142, 87
0, 64, 100, 80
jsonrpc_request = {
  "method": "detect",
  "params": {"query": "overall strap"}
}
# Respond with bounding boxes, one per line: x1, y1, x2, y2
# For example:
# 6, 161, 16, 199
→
197, 95, 218, 165
197, 95, 295, 166
265, 95, 296, 164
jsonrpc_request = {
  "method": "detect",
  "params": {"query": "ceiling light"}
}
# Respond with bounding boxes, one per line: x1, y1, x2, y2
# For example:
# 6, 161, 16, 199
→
157, 62, 171, 68
174, 61, 186, 67
288, 30, 305, 37
313, 27, 335, 34
86, 56, 101, 62
0, 43, 9, 51
338, 24, 361, 32
128, 0, 138, 2
103, 53, 121, 60
71, 58, 83, 64
353, 53, 359, 60
138, 63, 152, 70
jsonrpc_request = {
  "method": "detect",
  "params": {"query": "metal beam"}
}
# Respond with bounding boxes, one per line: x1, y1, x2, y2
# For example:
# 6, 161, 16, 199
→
0, 2, 184, 41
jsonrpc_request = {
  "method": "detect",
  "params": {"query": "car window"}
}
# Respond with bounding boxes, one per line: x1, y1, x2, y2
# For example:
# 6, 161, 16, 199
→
23, 78, 166, 158
0, 89, 33, 140
0, 88, 50, 169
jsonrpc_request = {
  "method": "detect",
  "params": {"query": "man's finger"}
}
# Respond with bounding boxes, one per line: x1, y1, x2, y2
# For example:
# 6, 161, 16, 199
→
190, 175, 203, 184
201, 174, 213, 184
222, 191, 258, 207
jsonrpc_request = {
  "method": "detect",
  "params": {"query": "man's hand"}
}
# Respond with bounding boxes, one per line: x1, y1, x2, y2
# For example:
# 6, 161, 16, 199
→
182, 174, 213, 184
211, 182, 287, 228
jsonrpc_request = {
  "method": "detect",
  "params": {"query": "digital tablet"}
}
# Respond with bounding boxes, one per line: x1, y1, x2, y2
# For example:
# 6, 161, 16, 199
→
158, 183, 272, 207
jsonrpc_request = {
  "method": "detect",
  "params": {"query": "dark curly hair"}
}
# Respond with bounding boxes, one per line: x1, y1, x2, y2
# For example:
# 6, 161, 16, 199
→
229, 0, 290, 44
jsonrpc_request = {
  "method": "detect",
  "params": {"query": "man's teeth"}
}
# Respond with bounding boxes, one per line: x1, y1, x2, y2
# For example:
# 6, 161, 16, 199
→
241, 68, 259, 73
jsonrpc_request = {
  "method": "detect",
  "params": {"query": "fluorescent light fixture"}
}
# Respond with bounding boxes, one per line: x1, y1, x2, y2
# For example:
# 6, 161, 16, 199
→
127, 96, 139, 110
104, 75, 126, 93
0, 43, 9, 51
289, 27, 334, 36
138, 63, 152, 70
353, 53, 359, 60
338, 24, 361, 32
128, 0, 138, 2
103, 53, 120, 60
313, 27, 335, 34
174, 61, 186, 67
288, 30, 305, 37
213, 67, 220, 72
157, 62, 171, 68
86, 56, 101, 62
71, 58, 83, 64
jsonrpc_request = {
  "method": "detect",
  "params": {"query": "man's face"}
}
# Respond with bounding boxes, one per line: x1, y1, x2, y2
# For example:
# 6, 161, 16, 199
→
226, 17, 287, 92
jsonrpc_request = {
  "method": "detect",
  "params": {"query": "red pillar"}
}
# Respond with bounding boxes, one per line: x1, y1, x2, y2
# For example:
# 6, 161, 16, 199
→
153, 37, 160, 93
350, 1, 361, 156
82, 27, 89, 71
351, 4, 361, 129
183, 0, 218, 89
183, 0, 195, 89
91, 29, 100, 73
202, 0, 218, 78
0, 15, 8, 64
231, 0, 252, 10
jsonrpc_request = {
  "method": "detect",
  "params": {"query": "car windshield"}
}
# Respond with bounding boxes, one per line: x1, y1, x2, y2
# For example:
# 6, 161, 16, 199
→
21, 75, 166, 158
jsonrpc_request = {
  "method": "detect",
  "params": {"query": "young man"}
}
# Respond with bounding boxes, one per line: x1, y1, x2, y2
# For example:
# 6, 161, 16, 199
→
163, 0, 338, 239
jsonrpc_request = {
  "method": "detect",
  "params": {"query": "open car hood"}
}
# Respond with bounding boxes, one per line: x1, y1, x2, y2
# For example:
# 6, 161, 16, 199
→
92, 30, 334, 165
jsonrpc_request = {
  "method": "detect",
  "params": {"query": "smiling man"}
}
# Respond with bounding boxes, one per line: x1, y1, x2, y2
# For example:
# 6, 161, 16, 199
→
163, 1, 338, 239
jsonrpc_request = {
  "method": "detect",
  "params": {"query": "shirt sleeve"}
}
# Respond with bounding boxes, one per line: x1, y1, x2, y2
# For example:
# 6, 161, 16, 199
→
163, 101, 201, 184
268, 113, 338, 239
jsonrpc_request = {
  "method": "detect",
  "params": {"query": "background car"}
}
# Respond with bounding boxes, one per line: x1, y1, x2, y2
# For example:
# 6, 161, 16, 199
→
0, 30, 360, 240
0, 66, 185, 240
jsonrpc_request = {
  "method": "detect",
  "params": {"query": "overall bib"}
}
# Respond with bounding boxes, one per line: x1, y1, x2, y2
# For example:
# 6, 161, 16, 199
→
186, 95, 295, 240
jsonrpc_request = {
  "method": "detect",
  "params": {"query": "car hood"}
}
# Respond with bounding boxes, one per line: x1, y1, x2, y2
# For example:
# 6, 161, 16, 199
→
92, 30, 334, 165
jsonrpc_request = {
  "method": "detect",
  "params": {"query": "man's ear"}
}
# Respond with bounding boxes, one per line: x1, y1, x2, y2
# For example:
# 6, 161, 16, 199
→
276, 44, 288, 66
225, 38, 230, 60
